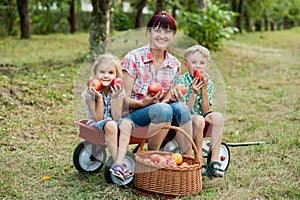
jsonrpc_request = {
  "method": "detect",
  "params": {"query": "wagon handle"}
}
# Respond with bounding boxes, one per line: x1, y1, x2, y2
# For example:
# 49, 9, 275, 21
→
137, 125, 200, 164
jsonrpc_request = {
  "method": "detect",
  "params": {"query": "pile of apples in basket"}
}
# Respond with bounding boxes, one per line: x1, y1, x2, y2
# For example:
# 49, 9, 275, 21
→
143, 153, 190, 167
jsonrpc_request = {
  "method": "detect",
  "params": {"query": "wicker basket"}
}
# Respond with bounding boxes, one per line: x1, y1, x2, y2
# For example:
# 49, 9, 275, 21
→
133, 125, 202, 198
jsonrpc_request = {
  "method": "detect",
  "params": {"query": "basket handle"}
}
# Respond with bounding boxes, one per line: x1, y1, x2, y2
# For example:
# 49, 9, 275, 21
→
136, 125, 200, 163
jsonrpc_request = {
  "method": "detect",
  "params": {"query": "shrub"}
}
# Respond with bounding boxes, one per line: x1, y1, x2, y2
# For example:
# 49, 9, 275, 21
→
178, 0, 239, 49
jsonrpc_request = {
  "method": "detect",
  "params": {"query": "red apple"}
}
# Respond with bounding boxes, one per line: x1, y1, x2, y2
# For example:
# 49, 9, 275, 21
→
174, 84, 188, 95
87, 78, 102, 91
163, 154, 172, 160
194, 68, 206, 81
166, 159, 177, 166
179, 162, 190, 167
150, 154, 160, 163
144, 158, 152, 163
111, 78, 123, 88
150, 154, 166, 164
148, 83, 163, 97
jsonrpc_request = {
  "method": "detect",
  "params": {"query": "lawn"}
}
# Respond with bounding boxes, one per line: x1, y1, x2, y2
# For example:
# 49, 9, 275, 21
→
0, 28, 299, 199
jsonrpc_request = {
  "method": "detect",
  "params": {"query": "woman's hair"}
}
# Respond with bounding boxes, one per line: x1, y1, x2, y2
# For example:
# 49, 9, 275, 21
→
147, 11, 177, 33
92, 54, 122, 78
184, 45, 211, 60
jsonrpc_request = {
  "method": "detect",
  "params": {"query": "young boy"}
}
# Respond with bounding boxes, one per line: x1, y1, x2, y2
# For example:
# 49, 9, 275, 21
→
176, 45, 225, 177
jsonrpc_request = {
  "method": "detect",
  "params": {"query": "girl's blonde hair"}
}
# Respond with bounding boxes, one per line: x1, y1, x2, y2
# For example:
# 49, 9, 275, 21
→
184, 45, 210, 60
92, 54, 122, 78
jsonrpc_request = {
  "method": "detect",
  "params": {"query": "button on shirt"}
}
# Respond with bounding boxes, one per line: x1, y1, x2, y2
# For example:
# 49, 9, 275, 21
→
121, 44, 180, 100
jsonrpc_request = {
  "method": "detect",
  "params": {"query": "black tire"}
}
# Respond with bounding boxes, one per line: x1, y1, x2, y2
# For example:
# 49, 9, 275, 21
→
207, 142, 230, 171
104, 152, 135, 185
73, 141, 106, 173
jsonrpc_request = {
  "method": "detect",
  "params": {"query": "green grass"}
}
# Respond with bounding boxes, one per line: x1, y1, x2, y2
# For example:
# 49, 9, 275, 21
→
1, 27, 300, 199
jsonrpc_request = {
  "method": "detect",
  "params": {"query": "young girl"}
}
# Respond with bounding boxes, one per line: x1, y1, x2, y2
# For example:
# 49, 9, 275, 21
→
81, 54, 134, 181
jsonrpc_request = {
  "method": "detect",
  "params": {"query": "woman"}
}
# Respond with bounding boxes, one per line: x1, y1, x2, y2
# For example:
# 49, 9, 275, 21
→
121, 11, 193, 155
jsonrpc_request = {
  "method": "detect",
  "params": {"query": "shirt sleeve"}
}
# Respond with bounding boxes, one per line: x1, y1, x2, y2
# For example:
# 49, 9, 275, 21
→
120, 52, 137, 78
81, 89, 95, 101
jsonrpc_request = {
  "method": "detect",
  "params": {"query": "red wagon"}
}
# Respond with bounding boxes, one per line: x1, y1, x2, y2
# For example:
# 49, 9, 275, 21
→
72, 119, 230, 185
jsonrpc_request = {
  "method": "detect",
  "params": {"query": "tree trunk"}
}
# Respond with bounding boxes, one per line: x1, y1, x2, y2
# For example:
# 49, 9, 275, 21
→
5, 1, 15, 35
270, 21, 275, 31
135, 0, 147, 28
264, 16, 268, 31
68, 0, 77, 33
156, 0, 165, 12
245, 15, 252, 32
17, 0, 30, 39
254, 20, 262, 31
236, 0, 243, 33
197, 0, 206, 9
90, 0, 112, 53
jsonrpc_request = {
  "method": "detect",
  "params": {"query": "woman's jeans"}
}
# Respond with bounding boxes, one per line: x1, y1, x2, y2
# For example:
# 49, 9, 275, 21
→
126, 102, 191, 127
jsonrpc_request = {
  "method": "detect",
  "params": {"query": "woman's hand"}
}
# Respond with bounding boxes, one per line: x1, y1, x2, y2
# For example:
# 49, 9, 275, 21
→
142, 91, 163, 106
169, 88, 184, 102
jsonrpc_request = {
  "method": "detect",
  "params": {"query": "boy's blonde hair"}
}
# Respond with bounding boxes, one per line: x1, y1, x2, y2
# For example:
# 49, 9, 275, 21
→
93, 54, 122, 78
184, 45, 210, 60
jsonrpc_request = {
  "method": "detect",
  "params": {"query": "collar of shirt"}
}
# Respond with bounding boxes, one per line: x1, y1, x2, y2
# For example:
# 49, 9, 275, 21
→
141, 44, 175, 69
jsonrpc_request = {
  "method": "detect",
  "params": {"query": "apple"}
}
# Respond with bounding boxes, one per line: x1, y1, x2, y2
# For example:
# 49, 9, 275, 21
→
144, 158, 152, 163
166, 159, 177, 166
163, 154, 172, 160
157, 155, 167, 165
179, 162, 190, 167
150, 154, 166, 164
172, 153, 183, 165
174, 84, 188, 95
148, 83, 163, 97
194, 68, 206, 81
111, 78, 123, 88
87, 78, 102, 91
150, 154, 160, 163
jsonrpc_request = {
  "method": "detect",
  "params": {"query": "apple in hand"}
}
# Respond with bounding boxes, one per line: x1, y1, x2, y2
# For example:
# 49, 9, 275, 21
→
87, 78, 102, 91
194, 68, 206, 81
148, 83, 163, 97
111, 78, 124, 87
174, 84, 188, 95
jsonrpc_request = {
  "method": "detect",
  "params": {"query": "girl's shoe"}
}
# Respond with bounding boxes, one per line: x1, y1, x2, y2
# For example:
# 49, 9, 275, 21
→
109, 164, 125, 181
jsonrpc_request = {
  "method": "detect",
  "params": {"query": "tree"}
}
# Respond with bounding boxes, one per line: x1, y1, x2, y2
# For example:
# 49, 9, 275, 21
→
135, 0, 148, 28
90, 0, 112, 52
156, 0, 165, 12
197, 0, 206, 9
17, 0, 30, 39
231, 0, 243, 33
68, 0, 78, 33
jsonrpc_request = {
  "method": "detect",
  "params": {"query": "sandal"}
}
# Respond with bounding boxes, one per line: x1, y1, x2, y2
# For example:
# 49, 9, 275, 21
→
122, 164, 134, 179
109, 164, 125, 181
208, 161, 225, 177
201, 164, 209, 177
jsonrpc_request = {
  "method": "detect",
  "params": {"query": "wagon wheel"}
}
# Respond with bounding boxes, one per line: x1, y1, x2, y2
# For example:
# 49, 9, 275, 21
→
207, 142, 230, 171
73, 141, 106, 173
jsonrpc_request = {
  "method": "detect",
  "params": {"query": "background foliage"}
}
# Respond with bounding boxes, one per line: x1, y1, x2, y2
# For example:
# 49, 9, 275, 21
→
0, 0, 299, 49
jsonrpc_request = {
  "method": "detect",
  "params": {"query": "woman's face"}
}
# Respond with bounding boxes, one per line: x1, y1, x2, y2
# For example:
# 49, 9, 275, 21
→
147, 27, 175, 50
